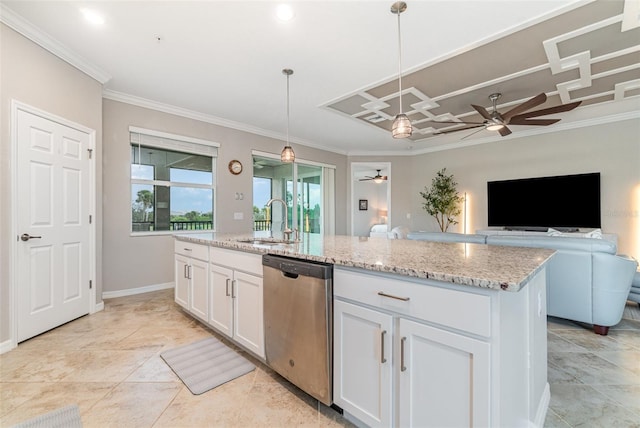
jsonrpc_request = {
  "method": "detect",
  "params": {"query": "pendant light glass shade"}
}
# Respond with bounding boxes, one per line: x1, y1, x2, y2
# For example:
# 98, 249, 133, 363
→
391, 1, 412, 139
281, 68, 295, 163
392, 113, 412, 138
281, 145, 295, 162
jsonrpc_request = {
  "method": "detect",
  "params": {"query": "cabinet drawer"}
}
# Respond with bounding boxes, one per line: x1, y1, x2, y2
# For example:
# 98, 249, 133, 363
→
174, 241, 209, 261
210, 247, 262, 276
334, 268, 491, 337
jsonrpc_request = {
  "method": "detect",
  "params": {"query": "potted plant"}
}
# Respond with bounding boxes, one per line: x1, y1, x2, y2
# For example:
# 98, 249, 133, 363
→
419, 168, 464, 232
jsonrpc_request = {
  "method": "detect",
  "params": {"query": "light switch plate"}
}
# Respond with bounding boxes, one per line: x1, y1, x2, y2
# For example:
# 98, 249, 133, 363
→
234, 212, 244, 220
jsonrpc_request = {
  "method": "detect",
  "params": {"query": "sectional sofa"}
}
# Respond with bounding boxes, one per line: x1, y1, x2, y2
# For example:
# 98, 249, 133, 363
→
407, 231, 638, 335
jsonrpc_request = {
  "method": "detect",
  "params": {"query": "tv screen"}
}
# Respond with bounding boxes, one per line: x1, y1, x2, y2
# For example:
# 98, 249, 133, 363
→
487, 172, 601, 230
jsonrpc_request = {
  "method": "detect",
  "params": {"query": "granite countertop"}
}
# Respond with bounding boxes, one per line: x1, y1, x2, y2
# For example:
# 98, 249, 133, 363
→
174, 232, 555, 292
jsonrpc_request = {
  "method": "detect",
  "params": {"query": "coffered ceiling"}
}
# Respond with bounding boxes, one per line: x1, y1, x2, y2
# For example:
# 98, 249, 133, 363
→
1, 0, 639, 155
324, 0, 640, 145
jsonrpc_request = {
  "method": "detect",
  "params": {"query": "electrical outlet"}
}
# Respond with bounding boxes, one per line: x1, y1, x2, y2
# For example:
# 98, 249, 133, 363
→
234, 212, 244, 220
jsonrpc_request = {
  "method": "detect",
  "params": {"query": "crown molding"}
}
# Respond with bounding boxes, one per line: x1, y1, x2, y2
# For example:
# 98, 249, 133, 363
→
0, 3, 111, 84
347, 108, 640, 157
103, 89, 348, 156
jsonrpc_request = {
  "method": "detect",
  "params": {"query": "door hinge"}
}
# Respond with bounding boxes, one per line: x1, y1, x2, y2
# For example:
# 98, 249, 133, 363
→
89, 215, 92, 224
89, 280, 93, 289
87, 148, 93, 159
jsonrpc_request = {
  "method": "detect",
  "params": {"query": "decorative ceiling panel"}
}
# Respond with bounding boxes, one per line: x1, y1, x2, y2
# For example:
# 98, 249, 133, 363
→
323, 0, 639, 142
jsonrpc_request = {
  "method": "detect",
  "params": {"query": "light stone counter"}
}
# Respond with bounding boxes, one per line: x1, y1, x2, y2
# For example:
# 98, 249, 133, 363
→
175, 232, 555, 292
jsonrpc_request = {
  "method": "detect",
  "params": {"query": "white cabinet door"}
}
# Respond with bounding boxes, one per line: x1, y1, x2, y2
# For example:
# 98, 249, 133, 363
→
398, 318, 491, 428
334, 300, 393, 428
189, 258, 209, 321
233, 271, 265, 358
174, 254, 190, 309
209, 263, 233, 338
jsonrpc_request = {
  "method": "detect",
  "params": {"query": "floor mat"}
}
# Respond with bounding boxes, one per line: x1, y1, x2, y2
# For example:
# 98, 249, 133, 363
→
160, 336, 255, 395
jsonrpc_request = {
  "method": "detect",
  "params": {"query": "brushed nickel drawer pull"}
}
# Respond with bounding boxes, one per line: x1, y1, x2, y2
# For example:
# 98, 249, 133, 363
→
400, 336, 407, 372
381, 330, 387, 364
225, 278, 231, 297
378, 291, 410, 301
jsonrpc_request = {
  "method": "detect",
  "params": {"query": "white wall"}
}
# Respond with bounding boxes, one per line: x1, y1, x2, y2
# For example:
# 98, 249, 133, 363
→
102, 99, 348, 293
355, 118, 640, 260
0, 24, 104, 343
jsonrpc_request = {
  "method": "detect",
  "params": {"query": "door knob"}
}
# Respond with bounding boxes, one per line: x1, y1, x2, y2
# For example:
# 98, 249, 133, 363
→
20, 234, 42, 241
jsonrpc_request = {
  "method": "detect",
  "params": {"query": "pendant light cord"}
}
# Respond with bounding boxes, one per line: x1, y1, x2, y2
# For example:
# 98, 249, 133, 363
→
286, 73, 290, 145
397, 10, 403, 114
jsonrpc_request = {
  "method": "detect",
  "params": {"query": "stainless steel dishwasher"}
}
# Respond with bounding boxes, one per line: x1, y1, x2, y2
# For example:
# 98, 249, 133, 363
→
262, 254, 333, 405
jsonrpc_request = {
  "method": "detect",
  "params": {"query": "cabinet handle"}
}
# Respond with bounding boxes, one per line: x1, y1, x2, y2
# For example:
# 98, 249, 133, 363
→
378, 291, 410, 302
184, 264, 189, 279
231, 279, 236, 298
381, 330, 387, 364
183, 248, 192, 251
225, 278, 231, 297
187, 265, 192, 279
400, 336, 407, 372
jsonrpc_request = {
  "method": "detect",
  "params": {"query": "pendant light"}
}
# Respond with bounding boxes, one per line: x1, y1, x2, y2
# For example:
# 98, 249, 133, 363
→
391, 1, 412, 139
281, 68, 295, 163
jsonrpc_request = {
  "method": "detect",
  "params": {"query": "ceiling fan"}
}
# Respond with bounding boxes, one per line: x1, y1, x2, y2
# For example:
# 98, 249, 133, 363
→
359, 170, 388, 183
430, 93, 581, 139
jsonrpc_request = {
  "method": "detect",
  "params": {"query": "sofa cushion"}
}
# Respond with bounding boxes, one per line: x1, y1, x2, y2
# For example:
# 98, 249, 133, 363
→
407, 232, 487, 244
486, 235, 616, 254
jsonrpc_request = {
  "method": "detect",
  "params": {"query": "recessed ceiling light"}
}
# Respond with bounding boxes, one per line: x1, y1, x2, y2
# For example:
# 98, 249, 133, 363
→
276, 4, 295, 21
81, 8, 105, 26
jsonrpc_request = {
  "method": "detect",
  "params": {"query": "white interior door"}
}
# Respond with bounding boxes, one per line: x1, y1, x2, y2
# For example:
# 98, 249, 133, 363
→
16, 108, 91, 342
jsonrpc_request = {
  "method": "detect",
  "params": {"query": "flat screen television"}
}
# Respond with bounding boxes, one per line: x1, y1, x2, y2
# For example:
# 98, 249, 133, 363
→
487, 172, 601, 231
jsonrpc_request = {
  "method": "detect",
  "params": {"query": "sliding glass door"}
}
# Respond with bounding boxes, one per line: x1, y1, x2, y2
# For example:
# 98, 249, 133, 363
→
252, 152, 334, 237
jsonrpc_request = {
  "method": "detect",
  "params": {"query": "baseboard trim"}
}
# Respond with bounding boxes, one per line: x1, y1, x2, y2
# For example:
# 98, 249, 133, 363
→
534, 382, 551, 428
0, 339, 16, 355
102, 282, 174, 299
94, 301, 104, 312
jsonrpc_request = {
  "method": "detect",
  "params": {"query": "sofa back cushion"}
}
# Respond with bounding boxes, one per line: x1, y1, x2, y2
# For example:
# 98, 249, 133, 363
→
407, 232, 487, 244
486, 235, 616, 254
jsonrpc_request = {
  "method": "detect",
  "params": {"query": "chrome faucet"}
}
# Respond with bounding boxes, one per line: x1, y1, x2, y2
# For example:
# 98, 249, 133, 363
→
266, 198, 293, 241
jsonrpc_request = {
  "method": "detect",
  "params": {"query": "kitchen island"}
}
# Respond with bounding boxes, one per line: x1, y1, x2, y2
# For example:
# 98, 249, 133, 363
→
173, 233, 555, 428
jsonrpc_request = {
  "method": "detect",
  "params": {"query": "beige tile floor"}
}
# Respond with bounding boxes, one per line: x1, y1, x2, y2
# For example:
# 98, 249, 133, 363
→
1, 289, 638, 427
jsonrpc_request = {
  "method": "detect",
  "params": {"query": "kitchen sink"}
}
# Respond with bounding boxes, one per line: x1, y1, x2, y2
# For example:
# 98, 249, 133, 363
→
236, 238, 294, 246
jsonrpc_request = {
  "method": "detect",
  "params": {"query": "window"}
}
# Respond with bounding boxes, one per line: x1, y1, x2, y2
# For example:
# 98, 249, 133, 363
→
130, 128, 218, 234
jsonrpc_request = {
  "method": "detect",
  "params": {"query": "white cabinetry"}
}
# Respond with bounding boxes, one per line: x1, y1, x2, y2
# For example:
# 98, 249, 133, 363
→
209, 247, 265, 358
174, 241, 209, 321
334, 300, 393, 427
398, 318, 489, 428
334, 267, 546, 428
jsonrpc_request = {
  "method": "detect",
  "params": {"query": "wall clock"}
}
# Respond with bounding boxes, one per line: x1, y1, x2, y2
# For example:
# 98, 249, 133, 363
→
228, 160, 243, 175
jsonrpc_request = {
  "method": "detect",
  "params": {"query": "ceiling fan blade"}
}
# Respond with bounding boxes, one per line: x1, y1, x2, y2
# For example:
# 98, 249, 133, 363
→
498, 126, 512, 137
501, 93, 547, 121
508, 117, 561, 126
434, 124, 485, 135
510, 101, 582, 120
427, 120, 485, 125
460, 127, 488, 140
471, 104, 492, 120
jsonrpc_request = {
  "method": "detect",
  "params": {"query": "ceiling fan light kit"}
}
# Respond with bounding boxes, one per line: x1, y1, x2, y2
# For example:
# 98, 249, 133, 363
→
281, 68, 295, 163
391, 1, 412, 139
